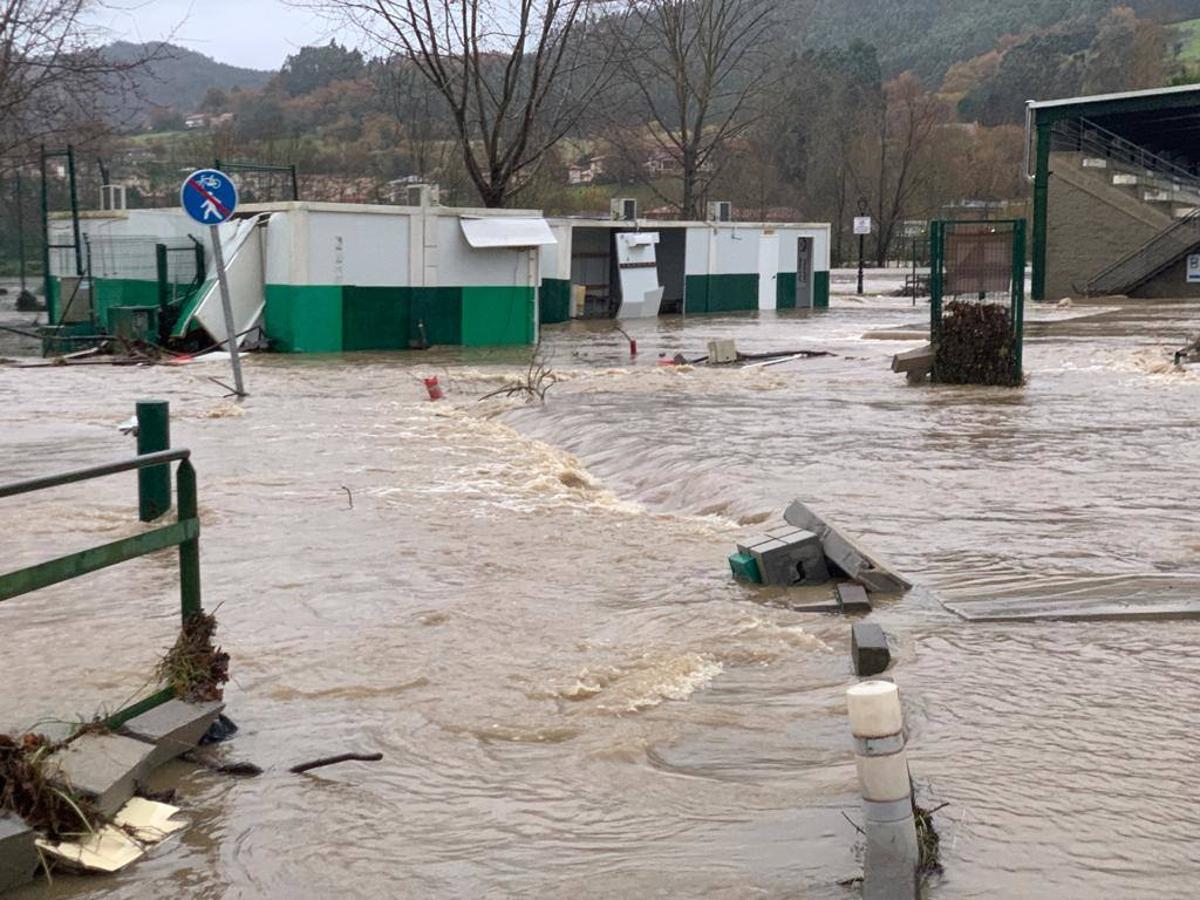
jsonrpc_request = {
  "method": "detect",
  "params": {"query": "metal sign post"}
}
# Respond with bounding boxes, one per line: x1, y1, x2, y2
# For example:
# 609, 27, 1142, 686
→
180, 168, 245, 397
854, 203, 873, 297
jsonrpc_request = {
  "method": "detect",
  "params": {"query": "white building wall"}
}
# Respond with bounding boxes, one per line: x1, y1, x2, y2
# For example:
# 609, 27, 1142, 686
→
434, 215, 532, 287
712, 226, 761, 274
685, 227, 710, 276
305, 209, 411, 286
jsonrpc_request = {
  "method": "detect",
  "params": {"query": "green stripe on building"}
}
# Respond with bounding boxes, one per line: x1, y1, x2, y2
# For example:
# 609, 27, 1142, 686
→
92, 279, 160, 331
539, 278, 571, 324
813, 271, 830, 309
461, 286, 534, 346
776, 272, 797, 309
685, 274, 759, 314
266, 283, 534, 352
265, 284, 344, 353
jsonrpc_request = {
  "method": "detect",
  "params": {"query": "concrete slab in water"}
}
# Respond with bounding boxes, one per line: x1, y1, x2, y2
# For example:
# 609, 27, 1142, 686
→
0, 814, 38, 893
50, 733, 155, 818
837, 583, 873, 614
944, 596, 1200, 622
738, 529, 828, 586
122, 699, 225, 768
784, 500, 911, 594
851, 623, 891, 677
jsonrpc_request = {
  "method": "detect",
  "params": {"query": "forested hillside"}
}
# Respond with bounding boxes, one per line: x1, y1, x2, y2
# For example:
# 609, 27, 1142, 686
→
796, 0, 1200, 81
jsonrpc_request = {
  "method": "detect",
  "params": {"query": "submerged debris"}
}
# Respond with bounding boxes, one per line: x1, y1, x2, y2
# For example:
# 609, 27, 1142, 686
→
933, 300, 1021, 386
0, 733, 99, 840
156, 612, 230, 703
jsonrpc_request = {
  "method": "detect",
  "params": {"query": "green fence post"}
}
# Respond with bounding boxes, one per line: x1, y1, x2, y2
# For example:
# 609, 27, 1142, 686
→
137, 400, 171, 522
176, 458, 201, 621
929, 221, 944, 339
155, 243, 170, 341
1012, 218, 1027, 382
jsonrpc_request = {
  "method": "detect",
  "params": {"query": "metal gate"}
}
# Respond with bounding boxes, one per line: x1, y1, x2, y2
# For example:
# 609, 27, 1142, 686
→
930, 219, 1026, 386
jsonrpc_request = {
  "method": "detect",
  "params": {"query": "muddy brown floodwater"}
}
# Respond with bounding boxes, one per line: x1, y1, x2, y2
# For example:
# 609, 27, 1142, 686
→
3, 280, 1200, 899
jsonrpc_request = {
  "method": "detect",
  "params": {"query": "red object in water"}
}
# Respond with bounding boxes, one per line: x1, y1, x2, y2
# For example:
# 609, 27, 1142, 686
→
424, 376, 444, 401
629, 338, 638, 356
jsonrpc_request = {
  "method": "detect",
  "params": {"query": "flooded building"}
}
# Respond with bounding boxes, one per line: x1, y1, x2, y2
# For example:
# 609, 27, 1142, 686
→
540, 216, 831, 322
1028, 84, 1200, 301
46, 195, 830, 352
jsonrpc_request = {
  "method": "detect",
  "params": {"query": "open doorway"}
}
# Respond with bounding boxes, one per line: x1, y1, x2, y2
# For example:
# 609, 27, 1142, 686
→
570, 227, 614, 317
656, 228, 686, 314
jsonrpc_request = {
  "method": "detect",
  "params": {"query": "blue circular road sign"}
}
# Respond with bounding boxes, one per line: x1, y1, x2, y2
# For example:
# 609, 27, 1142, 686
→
180, 168, 239, 225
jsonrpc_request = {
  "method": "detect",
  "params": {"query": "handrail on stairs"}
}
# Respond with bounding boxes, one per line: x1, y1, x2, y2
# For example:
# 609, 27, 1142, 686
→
1082, 209, 1200, 296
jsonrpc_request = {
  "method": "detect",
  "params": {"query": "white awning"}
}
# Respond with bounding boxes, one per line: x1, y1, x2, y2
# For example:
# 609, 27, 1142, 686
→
460, 217, 557, 248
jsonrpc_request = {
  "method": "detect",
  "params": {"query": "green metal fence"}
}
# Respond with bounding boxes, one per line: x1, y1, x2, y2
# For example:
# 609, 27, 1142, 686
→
930, 219, 1026, 385
0, 448, 201, 728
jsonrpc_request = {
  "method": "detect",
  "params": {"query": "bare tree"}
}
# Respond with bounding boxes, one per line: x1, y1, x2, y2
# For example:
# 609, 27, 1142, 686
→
0, 0, 163, 165
852, 72, 945, 265
319, 0, 622, 208
608, 0, 777, 219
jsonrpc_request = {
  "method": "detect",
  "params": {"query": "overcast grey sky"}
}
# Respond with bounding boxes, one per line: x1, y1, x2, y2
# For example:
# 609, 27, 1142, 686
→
88, 0, 356, 70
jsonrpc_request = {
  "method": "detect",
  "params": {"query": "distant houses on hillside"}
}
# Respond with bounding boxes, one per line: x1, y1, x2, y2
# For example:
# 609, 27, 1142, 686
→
184, 112, 235, 130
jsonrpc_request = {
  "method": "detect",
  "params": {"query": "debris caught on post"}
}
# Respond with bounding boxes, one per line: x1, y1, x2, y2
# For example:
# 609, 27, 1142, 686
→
156, 612, 230, 703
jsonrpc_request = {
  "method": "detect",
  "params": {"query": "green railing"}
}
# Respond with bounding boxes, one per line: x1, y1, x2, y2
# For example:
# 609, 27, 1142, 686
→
0, 448, 201, 728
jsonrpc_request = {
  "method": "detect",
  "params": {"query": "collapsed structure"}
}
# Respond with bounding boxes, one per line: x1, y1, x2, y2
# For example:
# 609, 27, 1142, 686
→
43, 190, 830, 354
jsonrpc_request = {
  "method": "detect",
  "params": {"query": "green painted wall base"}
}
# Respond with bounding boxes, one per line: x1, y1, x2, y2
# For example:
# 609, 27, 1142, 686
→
776, 272, 798, 309
540, 278, 571, 324
685, 274, 759, 314
814, 271, 830, 309
264, 283, 535, 353
93, 279, 159, 332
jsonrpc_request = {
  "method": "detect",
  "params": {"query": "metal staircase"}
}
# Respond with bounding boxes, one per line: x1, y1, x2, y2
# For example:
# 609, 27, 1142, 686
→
1082, 209, 1200, 296
1052, 117, 1200, 296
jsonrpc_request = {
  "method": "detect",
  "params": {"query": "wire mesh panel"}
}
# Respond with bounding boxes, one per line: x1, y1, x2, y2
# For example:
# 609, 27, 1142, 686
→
930, 220, 1026, 386
82, 234, 206, 338
217, 162, 298, 204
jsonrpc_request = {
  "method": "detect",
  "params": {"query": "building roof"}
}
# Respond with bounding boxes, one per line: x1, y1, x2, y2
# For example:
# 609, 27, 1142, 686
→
1030, 84, 1200, 165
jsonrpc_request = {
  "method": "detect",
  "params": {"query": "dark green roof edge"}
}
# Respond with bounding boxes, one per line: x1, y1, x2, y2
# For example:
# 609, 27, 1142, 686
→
1032, 85, 1200, 126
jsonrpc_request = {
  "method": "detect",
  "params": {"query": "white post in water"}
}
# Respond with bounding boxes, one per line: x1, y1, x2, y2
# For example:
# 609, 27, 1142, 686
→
847, 680, 918, 900
208, 223, 246, 397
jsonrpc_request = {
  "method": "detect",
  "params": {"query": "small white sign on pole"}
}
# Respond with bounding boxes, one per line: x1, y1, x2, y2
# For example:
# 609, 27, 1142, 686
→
854, 216, 874, 236
1188, 253, 1200, 284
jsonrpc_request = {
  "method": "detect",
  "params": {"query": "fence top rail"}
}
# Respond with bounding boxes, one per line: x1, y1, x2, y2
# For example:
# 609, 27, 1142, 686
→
0, 448, 191, 499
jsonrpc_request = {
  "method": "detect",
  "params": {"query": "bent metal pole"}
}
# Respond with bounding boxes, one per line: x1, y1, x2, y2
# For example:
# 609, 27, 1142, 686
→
847, 680, 919, 900
208, 223, 246, 397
